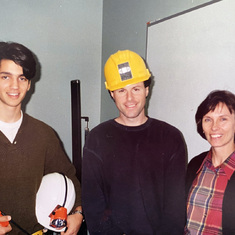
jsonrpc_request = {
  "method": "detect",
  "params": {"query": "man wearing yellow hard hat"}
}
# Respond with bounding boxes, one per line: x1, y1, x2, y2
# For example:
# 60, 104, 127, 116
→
82, 50, 187, 234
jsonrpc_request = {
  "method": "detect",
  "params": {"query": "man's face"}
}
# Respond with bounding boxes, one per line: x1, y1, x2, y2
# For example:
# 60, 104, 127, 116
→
111, 82, 149, 126
0, 59, 31, 111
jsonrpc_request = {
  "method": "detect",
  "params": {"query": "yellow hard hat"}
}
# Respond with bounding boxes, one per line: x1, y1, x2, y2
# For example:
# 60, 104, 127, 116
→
104, 50, 151, 91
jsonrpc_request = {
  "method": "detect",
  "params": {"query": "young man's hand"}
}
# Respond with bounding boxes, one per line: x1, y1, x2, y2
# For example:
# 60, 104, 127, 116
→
61, 206, 83, 235
0, 215, 12, 235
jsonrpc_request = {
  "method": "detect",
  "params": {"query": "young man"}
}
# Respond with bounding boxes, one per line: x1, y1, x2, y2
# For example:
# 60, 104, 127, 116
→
0, 42, 83, 235
82, 50, 187, 234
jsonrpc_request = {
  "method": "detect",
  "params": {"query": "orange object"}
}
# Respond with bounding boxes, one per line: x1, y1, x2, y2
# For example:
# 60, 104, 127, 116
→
49, 205, 67, 229
0, 211, 9, 227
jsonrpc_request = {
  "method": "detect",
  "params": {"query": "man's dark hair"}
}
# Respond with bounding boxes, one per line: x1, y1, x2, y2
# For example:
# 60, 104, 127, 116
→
0, 41, 36, 80
144, 77, 151, 88
195, 90, 235, 140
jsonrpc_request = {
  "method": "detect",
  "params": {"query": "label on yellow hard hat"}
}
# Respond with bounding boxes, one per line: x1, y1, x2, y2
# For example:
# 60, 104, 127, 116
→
118, 62, 132, 81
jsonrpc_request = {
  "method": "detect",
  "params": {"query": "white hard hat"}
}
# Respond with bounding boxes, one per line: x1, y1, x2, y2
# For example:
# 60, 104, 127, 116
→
35, 173, 76, 232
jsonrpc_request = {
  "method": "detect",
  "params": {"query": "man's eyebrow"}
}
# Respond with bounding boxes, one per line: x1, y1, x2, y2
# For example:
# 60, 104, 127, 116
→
0, 71, 25, 76
0, 71, 11, 75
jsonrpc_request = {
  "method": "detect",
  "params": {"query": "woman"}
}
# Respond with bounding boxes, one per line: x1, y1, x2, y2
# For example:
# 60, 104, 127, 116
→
185, 90, 235, 234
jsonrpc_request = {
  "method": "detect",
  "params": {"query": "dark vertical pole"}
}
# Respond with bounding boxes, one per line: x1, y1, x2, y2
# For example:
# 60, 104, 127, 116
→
70, 80, 87, 234
70, 80, 82, 182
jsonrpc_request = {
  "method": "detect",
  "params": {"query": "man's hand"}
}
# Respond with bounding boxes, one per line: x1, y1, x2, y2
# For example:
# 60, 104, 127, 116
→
61, 206, 83, 235
0, 215, 12, 235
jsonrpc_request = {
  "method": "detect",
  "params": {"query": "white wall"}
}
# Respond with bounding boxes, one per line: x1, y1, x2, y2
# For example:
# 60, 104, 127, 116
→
147, 0, 235, 160
0, 0, 103, 159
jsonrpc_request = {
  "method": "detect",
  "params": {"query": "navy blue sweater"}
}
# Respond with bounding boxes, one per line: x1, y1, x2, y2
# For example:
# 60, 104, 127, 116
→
82, 118, 186, 235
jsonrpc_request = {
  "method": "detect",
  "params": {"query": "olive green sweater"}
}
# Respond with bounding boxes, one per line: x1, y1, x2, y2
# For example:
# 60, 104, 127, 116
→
0, 113, 81, 234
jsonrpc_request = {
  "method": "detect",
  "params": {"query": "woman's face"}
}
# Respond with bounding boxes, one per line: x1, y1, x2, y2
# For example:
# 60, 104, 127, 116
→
202, 102, 235, 151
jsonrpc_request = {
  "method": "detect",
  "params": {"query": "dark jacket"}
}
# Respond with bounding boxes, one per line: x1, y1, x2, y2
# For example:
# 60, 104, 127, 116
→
186, 151, 235, 235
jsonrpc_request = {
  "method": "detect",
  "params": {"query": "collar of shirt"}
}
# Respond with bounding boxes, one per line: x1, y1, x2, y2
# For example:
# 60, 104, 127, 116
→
196, 150, 235, 180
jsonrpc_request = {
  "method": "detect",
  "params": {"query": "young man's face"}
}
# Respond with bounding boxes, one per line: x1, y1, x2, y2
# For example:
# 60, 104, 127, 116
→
0, 59, 31, 111
111, 81, 149, 126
